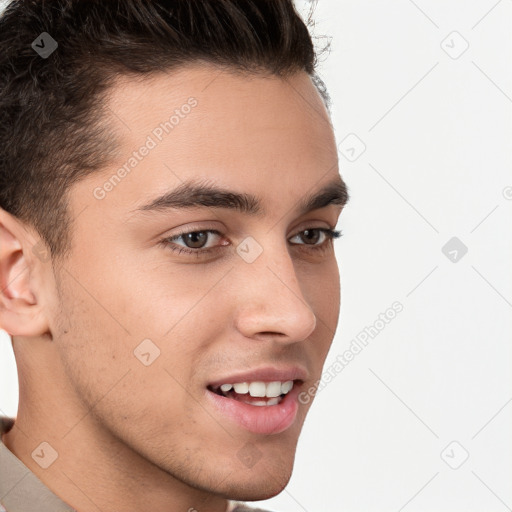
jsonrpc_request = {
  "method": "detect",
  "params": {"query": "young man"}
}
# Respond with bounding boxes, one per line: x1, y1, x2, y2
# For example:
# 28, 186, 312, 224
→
0, 1, 348, 511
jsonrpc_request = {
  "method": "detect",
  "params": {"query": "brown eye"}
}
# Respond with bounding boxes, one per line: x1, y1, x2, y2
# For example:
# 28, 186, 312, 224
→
299, 229, 322, 245
289, 228, 341, 248
180, 231, 209, 249
161, 229, 225, 257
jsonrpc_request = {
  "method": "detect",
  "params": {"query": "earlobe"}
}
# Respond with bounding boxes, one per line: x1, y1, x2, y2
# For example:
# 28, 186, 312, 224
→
0, 208, 50, 337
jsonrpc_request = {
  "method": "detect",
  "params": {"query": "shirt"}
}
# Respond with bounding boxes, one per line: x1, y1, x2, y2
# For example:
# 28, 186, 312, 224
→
0, 416, 273, 512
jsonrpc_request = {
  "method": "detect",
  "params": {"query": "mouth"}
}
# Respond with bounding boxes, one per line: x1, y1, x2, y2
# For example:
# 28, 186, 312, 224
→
205, 368, 307, 435
207, 379, 298, 407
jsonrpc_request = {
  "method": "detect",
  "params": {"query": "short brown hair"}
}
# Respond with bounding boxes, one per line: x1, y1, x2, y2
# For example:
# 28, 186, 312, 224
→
0, 0, 329, 261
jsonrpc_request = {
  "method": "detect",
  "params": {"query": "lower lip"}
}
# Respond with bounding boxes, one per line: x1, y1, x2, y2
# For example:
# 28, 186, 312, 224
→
205, 384, 301, 435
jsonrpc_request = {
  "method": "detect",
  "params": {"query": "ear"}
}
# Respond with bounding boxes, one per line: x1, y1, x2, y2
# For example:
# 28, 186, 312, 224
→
0, 208, 50, 337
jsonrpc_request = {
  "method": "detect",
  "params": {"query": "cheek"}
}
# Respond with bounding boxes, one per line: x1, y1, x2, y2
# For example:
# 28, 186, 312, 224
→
53, 277, 200, 442
113, 253, 229, 338
53, 293, 131, 410
299, 257, 341, 327
56, 267, 224, 402
298, 259, 340, 368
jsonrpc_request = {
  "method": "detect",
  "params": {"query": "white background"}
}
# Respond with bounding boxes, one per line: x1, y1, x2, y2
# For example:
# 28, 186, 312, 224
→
1, 1, 511, 511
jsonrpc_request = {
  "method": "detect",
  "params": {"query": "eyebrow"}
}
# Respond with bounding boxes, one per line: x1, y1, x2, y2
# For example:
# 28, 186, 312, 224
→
133, 177, 349, 217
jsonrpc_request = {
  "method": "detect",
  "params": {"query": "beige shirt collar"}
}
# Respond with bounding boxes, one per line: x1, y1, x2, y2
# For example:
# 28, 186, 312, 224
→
0, 416, 76, 511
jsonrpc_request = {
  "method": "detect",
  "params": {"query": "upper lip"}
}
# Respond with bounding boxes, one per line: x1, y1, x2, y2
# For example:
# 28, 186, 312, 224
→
207, 366, 309, 388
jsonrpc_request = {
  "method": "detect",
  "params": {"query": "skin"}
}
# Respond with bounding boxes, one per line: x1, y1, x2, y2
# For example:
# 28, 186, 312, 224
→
0, 64, 345, 512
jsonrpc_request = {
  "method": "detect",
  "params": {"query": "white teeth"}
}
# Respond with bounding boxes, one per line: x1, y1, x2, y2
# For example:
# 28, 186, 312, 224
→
217, 380, 295, 397
250, 400, 269, 406
233, 382, 249, 394
266, 381, 282, 398
248, 382, 266, 397
281, 381, 293, 394
247, 397, 281, 407
245, 398, 281, 407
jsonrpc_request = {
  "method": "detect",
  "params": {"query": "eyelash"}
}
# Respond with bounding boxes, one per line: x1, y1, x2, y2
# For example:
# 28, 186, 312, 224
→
160, 227, 342, 258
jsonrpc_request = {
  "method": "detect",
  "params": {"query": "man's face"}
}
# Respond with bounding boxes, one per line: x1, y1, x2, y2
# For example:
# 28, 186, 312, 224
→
47, 65, 344, 500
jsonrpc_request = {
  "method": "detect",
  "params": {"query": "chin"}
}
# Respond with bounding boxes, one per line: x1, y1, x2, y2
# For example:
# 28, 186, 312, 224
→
216, 457, 294, 502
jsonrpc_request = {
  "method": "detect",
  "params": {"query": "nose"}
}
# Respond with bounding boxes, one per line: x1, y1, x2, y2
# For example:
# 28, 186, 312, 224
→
233, 240, 318, 345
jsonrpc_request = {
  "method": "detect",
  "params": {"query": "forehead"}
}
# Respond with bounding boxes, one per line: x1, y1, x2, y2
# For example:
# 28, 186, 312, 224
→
76, 64, 340, 223
105, 63, 336, 165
